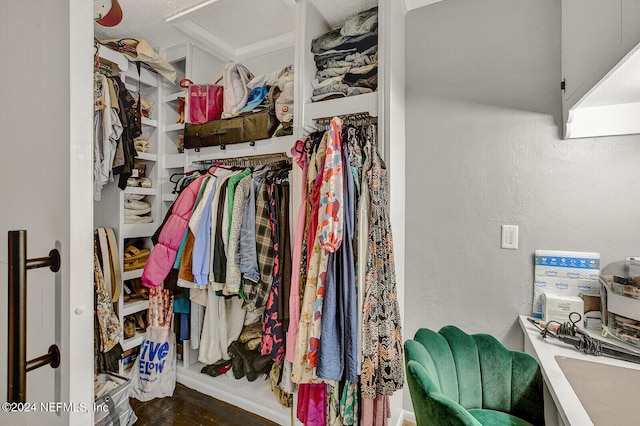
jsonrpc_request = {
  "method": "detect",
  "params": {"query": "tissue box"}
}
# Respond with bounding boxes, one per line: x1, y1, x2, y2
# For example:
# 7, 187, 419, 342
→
532, 250, 600, 319
541, 293, 584, 325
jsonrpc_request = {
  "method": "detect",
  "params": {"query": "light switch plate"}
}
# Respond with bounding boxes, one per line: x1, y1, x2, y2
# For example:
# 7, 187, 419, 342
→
501, 225, 518, 249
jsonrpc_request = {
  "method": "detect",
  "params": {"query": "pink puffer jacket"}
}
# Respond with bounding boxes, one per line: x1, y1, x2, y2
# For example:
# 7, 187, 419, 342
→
142, 175, 206, 288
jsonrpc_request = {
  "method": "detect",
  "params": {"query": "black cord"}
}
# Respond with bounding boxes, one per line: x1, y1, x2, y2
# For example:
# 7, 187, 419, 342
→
531, 312, 604, 356
530, 314, 640, 363
576, 334, 603, 356
528, 311, 582, 339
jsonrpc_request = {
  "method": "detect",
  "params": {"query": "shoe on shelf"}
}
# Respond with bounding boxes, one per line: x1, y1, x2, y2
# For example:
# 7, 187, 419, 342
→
228, 340, 271, 382
123, 316, 136, 339
253, 355, 274, 377
200, 359, 233, 377
123, 244, 150, 262
127, 278, 148, 300
228, 342, 248, 380
135, 311, 147, 330
246, 354, 273, 382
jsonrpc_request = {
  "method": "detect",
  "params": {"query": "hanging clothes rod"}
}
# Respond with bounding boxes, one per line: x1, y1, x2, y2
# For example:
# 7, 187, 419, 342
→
312, 112, 378, 124
192, 151, 291, 168
309, 112, 377, 133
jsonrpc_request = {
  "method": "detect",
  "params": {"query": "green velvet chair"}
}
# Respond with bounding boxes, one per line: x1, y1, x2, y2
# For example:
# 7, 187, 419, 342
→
405, 326, 544, 426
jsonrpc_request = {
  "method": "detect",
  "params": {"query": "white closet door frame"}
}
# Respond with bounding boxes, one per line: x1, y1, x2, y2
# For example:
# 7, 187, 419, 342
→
0, 1, 94, 425
68, 0, 96, 424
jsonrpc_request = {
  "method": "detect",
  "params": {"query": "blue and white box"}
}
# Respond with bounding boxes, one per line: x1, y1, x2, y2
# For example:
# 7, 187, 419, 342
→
532, 250, 600, 319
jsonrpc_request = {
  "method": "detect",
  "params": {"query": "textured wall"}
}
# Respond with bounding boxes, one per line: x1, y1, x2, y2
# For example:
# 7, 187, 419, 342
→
404, 0, 640, 365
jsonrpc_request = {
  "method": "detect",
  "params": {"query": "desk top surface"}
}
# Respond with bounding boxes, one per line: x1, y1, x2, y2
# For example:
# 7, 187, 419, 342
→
518, 315, 640, 426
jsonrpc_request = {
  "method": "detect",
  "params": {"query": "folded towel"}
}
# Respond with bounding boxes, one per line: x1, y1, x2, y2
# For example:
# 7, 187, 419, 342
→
124, 206, 151, 216
124, 216, 153, 224
124, 199, 151, 210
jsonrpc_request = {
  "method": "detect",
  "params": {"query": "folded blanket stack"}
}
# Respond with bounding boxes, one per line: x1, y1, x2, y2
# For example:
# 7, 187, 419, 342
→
311, 7, 378, 102
124, 194, 152, 224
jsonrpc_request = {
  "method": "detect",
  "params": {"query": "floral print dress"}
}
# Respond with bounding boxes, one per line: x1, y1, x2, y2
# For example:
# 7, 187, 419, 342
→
360, 130, 404, 399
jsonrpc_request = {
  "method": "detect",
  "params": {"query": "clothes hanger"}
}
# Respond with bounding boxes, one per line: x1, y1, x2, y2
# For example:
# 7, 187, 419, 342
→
207, 161, 236, 175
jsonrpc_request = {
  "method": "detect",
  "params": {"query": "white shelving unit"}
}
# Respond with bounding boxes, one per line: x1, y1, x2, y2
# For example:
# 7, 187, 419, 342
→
141, 117, 158, 128
122, 268, 144, 282
94, 45, 162, 375
122, 331, 146, 352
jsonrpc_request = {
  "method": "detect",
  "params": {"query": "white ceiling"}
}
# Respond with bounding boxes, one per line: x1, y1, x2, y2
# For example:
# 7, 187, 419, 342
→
95, 0, 205, 50
94, 0, 381, 59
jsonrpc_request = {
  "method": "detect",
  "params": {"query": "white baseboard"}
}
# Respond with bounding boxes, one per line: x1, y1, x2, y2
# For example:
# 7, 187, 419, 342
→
396, 409, 416, 426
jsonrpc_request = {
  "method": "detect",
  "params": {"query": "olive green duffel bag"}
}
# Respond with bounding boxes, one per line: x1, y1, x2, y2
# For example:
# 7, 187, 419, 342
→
184, 109, 278, 150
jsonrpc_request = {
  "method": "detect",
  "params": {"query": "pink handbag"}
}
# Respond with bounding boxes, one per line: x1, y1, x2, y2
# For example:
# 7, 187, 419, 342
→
180, 79, 223, 124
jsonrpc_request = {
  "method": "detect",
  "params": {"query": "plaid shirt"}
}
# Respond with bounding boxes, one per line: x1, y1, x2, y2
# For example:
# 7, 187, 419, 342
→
242, 180, 274, 314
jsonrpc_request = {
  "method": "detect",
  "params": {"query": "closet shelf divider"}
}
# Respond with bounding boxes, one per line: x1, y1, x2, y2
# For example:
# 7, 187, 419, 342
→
164, 153, 186, 169
305, 91, 378, 122
122, 299, 150, 317
124, 66, 159, 88
124, 187, 156, 196
164, 91, 184, 103
121, 223, 157, 239
141, 117, 158, 128
97, 45, 129, 72
122, 269, 144, 282
135, 152, 157, 162
164, 123, 185, 132
122, 332, 145, 352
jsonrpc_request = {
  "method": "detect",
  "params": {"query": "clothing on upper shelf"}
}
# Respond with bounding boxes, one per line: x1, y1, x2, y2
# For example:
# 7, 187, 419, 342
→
310, 7, 379, 102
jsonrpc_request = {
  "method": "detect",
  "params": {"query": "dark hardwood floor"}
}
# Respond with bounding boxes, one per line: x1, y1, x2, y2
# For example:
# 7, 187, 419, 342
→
130, 383, 281, 426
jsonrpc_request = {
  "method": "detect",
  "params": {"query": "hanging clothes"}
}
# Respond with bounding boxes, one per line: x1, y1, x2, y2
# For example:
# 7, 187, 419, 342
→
360, 129, 404, 399
240, 167, 272, 313
261, 179, 284, 362
199, 170, 247, 365
286, 116, 403, 426
285, 138, 310, 364
142, 175, 206, 288
308, 117, 345, 368
292, 168, 329, 384
317, 127, 358, 383
297, 383, 327, 426
110, 75, 142, 190
224, 174, 253, 295
142, 158, 293, 371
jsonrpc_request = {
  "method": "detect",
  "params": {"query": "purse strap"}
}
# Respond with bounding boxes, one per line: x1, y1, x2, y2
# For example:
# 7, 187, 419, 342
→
180, 78, 194, 88
101, 38, 140, 57
96, 228, 121, 303
96, 228, 112, 302
105, 228, 122, 303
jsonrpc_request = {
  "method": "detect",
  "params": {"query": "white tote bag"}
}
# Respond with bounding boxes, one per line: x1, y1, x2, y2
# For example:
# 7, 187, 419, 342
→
221, 62, 254, 118
128, 325, 176, 402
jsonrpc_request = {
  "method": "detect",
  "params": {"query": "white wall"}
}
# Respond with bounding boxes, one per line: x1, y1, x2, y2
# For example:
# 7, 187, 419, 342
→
403, 0, 640, 393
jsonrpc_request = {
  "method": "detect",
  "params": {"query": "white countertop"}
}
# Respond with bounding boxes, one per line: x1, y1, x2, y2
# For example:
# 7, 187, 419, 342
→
518, 315, 640, 426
